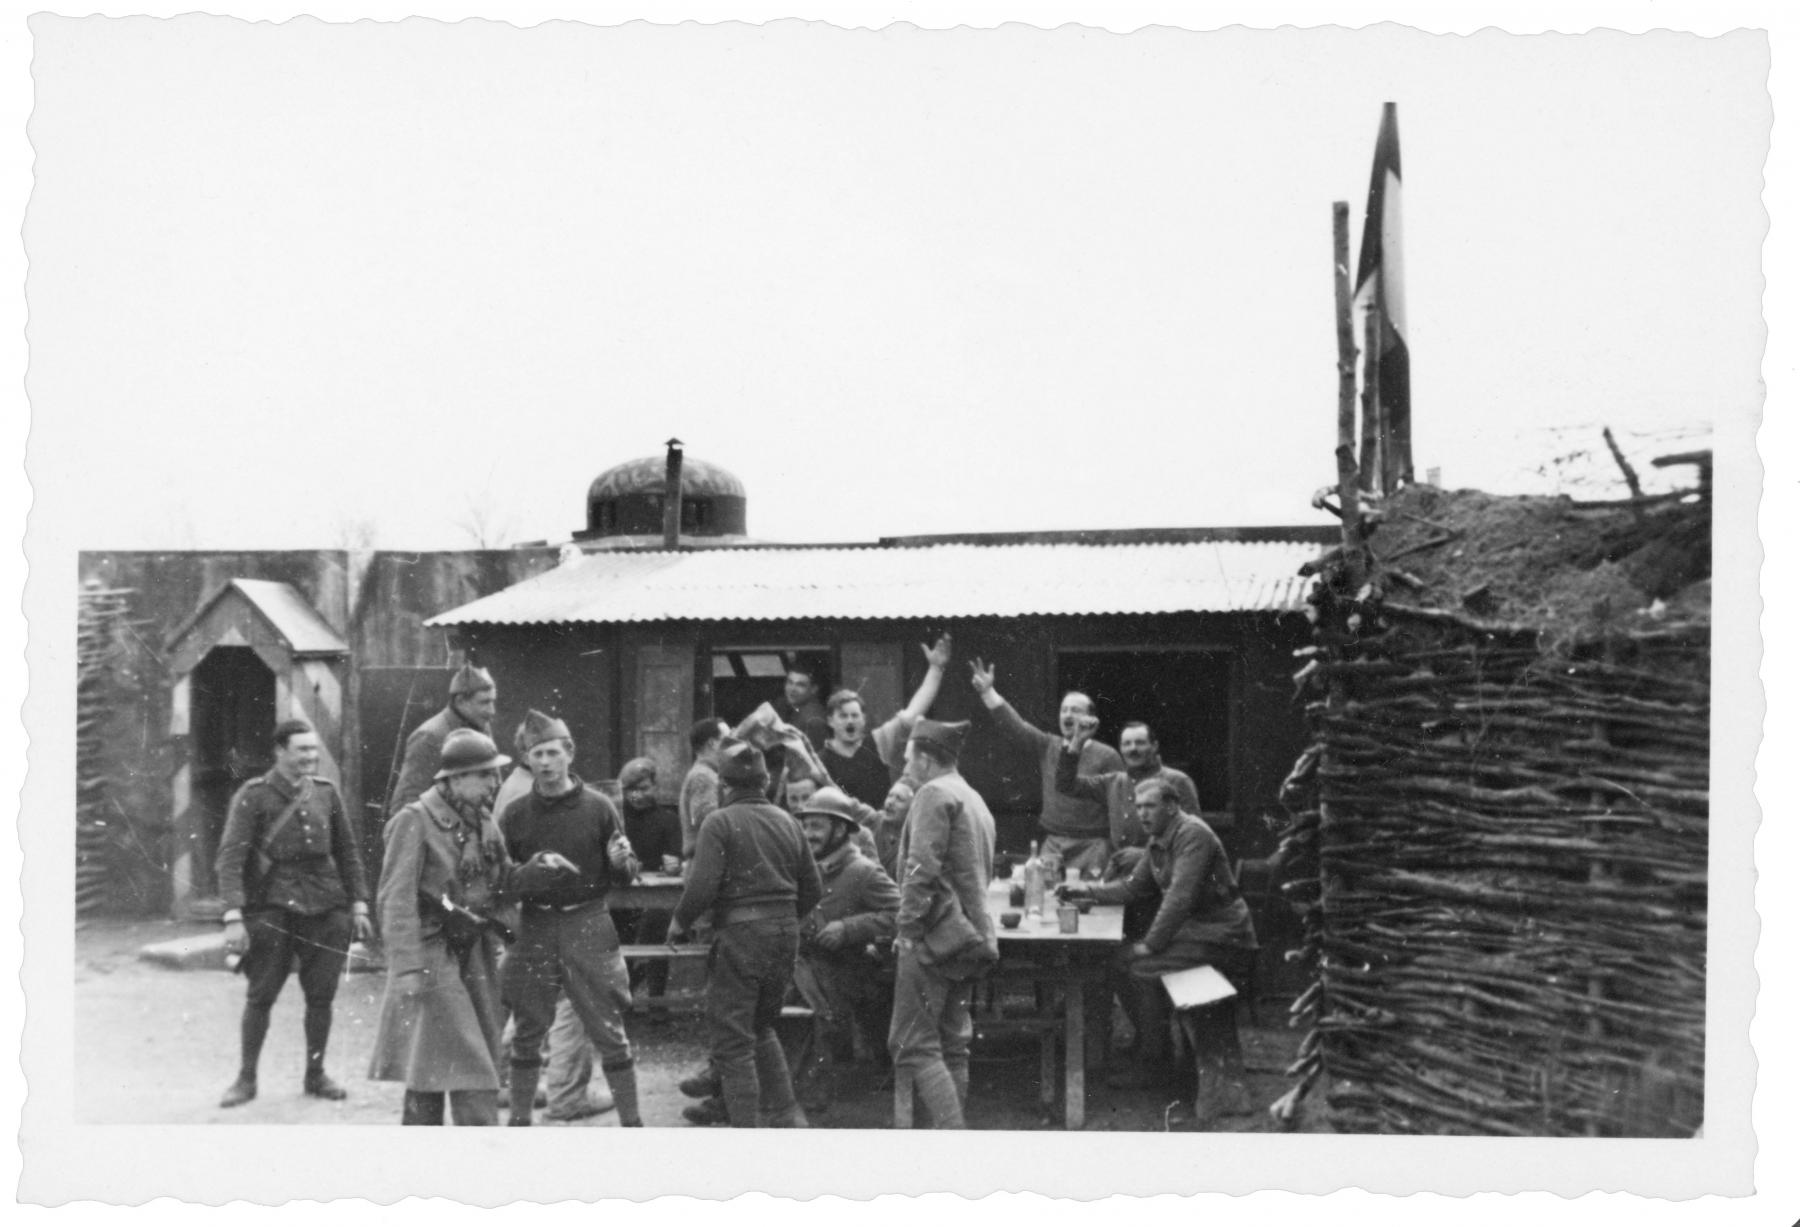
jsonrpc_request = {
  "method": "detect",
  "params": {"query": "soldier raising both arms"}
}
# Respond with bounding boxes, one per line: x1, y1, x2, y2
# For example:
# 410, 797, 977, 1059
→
215, 719, 372, 1109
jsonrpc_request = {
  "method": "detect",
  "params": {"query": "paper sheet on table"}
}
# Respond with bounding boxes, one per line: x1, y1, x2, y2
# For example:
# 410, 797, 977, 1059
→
1159, 963, 1238, 1009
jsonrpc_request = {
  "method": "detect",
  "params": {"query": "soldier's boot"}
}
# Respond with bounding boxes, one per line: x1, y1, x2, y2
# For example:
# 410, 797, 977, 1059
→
448, 1090, 500, 1127
754, 1031, 809, 1127
220, 1002, 271, 1108
912, 1063, 965, 1129
677, 1065, 721, 1099
301, 1004, 347, 1099
507, 1060, 542, 1125
602, 1060, 644, 1127
948, 1057, 970, 1113
402, 1091, 446, 1125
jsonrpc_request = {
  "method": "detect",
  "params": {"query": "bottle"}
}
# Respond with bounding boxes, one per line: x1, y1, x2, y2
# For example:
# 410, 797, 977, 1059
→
1023, 840, 1046, 918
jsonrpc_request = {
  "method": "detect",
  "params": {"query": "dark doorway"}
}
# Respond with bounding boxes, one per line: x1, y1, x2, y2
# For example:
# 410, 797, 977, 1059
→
1055, 648, 1234, 811
189, 646, 277, 898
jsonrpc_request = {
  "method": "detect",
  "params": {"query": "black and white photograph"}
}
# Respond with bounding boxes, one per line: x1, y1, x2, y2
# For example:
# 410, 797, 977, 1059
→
11, 0, 1789, 1212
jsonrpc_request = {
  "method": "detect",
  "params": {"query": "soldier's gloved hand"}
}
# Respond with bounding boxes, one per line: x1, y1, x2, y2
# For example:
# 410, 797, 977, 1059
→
394, 968, 431, 996
351, 903, 375, 944
222, 919, 248, 957
813, 920, 847, 952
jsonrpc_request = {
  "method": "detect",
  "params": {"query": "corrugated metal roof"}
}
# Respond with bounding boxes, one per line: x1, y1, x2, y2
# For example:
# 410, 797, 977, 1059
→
225, 579, 350, 655
424, 541, 1320, 627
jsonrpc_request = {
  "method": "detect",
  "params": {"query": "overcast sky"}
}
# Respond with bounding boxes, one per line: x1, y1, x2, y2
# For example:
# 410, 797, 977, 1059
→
25, 17, 1765, 550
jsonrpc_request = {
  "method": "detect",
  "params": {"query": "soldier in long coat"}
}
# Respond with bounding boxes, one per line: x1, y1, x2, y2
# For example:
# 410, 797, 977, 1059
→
368, 729, 576, 1125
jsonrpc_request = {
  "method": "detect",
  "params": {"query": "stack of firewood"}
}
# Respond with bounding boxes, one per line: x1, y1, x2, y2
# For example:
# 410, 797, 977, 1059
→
76, 582, 141, 921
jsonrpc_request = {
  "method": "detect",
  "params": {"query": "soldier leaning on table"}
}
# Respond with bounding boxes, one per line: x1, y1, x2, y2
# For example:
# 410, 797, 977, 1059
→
1060, 773, 1258, 1112
215, 718, 373, 1109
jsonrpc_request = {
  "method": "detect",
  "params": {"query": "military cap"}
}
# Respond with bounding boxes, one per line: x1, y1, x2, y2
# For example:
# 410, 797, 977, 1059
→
717, 736, 771, 786
518, 708, 572, 751
449, 663, 497, 697
909, 718, 971, 760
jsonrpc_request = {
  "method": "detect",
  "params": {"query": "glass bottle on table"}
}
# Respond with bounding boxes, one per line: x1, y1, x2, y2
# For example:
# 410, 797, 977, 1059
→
1023, 839, 1047, 918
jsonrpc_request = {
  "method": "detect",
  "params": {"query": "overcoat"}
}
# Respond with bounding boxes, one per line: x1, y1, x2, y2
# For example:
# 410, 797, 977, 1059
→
367, 788, 512, 1092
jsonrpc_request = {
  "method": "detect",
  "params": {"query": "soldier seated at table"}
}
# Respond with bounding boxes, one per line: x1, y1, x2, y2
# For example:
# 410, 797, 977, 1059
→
1061, 777, 1257, 1112
789, 786, 901, 1114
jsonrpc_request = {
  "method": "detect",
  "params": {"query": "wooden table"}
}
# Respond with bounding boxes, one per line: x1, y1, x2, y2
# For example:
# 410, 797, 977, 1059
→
981, 880, 1123, 1130
607, 872, 685, 910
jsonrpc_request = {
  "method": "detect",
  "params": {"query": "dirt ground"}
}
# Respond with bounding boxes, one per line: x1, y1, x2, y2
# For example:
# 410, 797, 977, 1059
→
75, 917, 1306, 1133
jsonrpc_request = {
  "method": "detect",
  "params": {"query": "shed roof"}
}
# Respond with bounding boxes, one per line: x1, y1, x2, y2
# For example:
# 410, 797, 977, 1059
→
424, 540, 1321, 627
167, 578, 349, 657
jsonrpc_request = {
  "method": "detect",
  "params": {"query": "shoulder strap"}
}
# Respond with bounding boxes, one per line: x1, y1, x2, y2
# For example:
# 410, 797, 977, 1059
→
258, 779, 311, 860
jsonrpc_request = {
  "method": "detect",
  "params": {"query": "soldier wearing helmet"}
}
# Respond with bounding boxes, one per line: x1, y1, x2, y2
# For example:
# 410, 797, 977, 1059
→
367, 729, 579, 1126
789, 787, 901, 1114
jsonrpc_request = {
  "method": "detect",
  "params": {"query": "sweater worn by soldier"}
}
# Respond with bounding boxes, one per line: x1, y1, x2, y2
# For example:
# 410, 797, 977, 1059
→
1054, 748, 1202, 851
390, 705, 487, 817
216, 769, 369, 915
985, 699, 1124, 842
674, 787, 823, 931
498, 777, 637, 909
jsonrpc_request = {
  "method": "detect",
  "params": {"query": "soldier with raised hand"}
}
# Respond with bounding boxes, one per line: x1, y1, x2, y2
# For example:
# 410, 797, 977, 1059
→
967, 658, 1124, 878
389, 663, 500, 816
216, 718, 372, 1109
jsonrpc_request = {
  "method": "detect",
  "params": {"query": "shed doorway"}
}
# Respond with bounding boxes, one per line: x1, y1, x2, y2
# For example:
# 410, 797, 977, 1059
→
1055, 648, 1234, 812
187, 646, 277, 898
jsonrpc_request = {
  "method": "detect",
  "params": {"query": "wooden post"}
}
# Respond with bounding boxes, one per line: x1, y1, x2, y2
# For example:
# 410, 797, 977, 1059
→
1333, 203, 1365, 587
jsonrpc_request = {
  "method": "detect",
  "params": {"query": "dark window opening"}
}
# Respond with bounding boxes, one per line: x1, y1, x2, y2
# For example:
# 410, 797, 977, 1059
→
1055, 648, 1233, 812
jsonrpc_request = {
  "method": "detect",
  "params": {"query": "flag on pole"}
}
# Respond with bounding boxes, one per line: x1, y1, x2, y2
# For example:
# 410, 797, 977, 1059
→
1354, 102, 1410, 491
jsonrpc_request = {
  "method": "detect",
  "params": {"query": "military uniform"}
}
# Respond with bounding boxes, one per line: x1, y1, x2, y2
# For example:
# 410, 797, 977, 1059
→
390, 705, 486, 816
793, 840, 899, 1107
215, 768, 369, 1096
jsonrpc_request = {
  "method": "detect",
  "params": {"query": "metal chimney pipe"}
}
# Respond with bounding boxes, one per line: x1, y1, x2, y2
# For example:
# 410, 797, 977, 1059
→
662, 438, 685, 550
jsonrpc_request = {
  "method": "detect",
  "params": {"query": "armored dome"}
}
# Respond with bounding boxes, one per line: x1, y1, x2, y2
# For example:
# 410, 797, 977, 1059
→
586, 455, 747, 504
577, 453, 749, 544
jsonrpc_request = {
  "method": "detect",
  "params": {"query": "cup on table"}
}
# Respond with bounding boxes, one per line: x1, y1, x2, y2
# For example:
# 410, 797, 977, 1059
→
1000, 911, 1023, 930
1008, 884, 1026, 909
1056, 904, 1080, 934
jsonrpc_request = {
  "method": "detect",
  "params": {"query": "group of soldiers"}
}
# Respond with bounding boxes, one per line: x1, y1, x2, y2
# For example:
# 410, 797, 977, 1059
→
211, 638, 1259, 1128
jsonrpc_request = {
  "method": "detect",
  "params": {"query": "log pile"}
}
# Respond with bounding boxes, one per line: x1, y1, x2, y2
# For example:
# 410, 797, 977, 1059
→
1277, 480, 1709, 1136
76, 582, 165, 919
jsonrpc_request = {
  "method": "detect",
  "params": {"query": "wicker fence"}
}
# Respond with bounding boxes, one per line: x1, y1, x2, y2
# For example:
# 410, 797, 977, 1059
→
1277, 530, 1709, 1136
